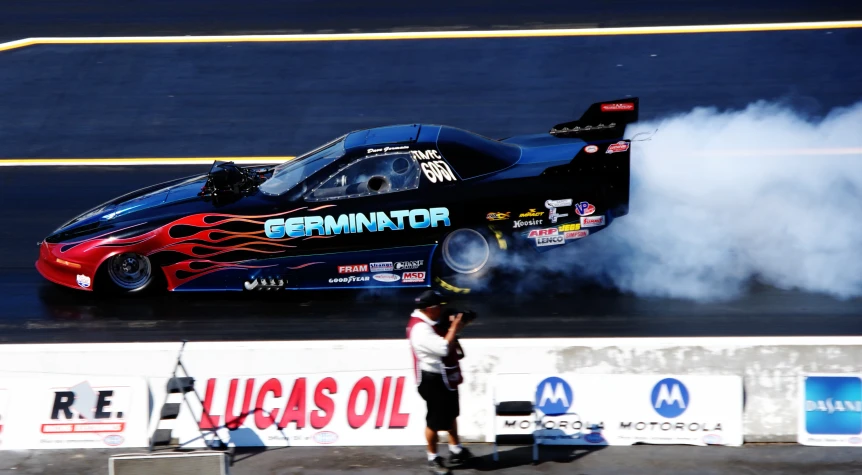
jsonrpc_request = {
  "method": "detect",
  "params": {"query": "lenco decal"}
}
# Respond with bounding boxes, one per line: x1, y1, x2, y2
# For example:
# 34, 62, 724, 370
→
265, 208, 450, 238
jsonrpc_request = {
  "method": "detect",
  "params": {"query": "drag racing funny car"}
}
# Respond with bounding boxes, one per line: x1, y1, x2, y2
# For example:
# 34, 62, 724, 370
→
36, 98, 639, 294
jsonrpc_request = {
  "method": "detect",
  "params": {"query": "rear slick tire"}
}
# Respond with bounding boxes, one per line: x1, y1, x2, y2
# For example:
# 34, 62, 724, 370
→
433, 226, 507, 294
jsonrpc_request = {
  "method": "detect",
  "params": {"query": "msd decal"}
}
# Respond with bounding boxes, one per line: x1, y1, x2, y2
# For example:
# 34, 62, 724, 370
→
402, 272, 426, 283
181, 374, 421, 446
601, 103, 635, 112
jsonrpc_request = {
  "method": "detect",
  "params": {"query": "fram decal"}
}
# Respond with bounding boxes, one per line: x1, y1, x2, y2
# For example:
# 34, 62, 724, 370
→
338, 264, 368, 274
575, 202, 595, 216
601, 103, 635, 112
606, 141, 630, 154
265, 208, 450, 238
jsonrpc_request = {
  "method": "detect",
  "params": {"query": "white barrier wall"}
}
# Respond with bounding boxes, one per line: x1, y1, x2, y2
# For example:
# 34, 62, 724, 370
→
1, 336, 862, 446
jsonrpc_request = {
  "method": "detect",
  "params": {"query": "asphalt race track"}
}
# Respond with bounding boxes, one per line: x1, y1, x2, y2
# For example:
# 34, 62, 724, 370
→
1, 12, 862, 343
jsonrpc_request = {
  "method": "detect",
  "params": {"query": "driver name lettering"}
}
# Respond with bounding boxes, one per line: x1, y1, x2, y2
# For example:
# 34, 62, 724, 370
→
264, 208, 451, 238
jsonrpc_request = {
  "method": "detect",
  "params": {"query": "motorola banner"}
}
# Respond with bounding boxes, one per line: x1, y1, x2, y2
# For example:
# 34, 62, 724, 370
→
798, 374, 862, 446
491, 374, 743, 446
0, 376, 149, 450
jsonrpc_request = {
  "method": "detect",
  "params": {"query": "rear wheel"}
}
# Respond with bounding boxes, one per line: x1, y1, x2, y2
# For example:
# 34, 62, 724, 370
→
98, 252, 160, 294
433, 226, 507, 294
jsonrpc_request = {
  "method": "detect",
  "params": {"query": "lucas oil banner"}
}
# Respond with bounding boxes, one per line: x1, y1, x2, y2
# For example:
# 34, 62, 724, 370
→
491, 373, 743, 446
153, 370, 426, 447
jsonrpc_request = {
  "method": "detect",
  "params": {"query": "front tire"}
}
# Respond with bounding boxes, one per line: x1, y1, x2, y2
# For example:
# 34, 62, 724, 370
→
98, 252, 160, 294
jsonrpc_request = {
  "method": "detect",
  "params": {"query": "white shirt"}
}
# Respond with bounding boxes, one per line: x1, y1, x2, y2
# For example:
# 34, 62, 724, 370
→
409, 310, 449, 374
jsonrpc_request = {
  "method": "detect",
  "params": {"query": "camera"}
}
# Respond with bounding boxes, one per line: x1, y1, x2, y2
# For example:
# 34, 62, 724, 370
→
445, 308, 478, 325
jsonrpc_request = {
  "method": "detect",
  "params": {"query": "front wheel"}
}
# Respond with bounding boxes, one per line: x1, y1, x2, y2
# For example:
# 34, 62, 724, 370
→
98, 252, 161, 294
433, 226, 507, 294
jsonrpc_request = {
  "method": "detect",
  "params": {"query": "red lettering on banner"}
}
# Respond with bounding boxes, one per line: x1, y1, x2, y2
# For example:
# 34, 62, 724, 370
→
311, 377, 337, 429
347, 377, 376, 429
225, 378, 255, 430
277, 378, 306, 429
376, 377, 392, 428
254, 378, 282, 430
200, 378, 221, 429
389, 377, 410, 428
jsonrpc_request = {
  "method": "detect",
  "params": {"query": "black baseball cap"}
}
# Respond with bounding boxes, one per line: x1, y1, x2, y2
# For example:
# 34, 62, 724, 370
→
415, 290, 448, 308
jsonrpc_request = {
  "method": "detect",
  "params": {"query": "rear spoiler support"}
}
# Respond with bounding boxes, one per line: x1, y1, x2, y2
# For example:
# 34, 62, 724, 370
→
550, 98, 639, 141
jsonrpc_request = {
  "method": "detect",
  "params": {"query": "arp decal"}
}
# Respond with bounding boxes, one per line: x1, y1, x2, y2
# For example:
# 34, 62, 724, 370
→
584, 145, 599, 154
410, 150, 457, 183
606, 141, 630, 154
527, 228, 558, 238
575, 202, 596, 217
601, 102, 635, 112
545, 199, 572, 224
264, 208, 451, 238
486, 212, 510, 221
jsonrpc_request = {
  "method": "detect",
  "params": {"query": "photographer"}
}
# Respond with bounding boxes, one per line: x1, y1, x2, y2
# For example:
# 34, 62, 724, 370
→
407, 290, 475, 474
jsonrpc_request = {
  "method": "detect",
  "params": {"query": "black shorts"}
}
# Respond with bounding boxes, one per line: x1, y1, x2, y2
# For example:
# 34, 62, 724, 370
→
418, 371, 460, 431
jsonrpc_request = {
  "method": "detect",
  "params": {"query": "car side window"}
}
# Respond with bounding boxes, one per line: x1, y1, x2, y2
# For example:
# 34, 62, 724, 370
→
308, 152, 421, 201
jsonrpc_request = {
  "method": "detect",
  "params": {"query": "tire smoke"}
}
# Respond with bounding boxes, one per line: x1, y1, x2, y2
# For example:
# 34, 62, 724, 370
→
500, 101, 862, 301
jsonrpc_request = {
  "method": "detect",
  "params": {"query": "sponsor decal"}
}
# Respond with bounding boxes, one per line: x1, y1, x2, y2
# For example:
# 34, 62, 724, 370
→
338, 264, 368, 274
574, 202, 595, 216
313, 431, 338, 444
584, 145, 599, 154
580, 215, 606, 228
42, 381, 130, 435
536, 235, 565, 247
394, 260, 423, 271
584, 432, 605, 444
519, 209, 544, 218
486, 212, 510, 221
410, 150, 457, 183
370, 262, 393, 272
513, 219, 542, 229
103, 435, 124, 446
244, 277, 286, 291
545, 199, 572, 224
264, 208, 451, 238
535, 377, 573, 416
76, 274, 91, 288
328, 276, 370, 284
564, 230, 589, 240
601, 102, 635, 112
805, 376, 862, 435
606, 141, 630, 154
527, 228, 558, 238
372, 273, 400, 283
557, 223, 580, 232
367, 145, 409, 154
402, 272, 426, 283
551, 122, 617, 135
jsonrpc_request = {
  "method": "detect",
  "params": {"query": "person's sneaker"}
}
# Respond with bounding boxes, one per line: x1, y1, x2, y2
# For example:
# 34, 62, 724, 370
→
428, 456, 451, 474
448, 446, 474, 465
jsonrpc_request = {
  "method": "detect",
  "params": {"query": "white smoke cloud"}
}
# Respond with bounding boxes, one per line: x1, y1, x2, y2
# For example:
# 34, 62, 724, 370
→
490, 101, 862, 301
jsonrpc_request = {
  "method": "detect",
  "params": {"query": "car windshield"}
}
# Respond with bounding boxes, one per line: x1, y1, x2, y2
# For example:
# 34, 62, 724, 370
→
259, 136, 347, 196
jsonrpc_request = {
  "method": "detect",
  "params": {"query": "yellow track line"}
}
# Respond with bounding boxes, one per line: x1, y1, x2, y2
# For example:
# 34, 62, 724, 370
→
1, 20, 861, 53
2, 149, 860, 167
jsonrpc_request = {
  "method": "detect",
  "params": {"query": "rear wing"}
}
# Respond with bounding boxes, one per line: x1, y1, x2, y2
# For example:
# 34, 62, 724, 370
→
550, 98, 639, 141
